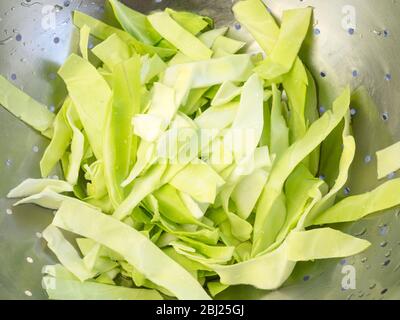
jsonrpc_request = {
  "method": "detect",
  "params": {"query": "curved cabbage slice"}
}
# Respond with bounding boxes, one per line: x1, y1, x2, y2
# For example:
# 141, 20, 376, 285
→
43, 276, 163, 300
40, 99, 72, 178
7, 179, 73, 198
286, 228, 370, 261
211, 226, 369, 289
312, 178, 400, 225
304, 111, 355, 226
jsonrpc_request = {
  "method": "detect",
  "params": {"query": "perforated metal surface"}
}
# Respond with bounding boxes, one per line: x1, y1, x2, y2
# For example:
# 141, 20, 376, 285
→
1, 0, 400, 300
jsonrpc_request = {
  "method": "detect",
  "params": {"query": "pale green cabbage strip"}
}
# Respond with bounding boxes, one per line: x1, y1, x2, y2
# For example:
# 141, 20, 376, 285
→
2, 0, 400, 300
376, 142, 400, 179
0, 75, 54, 137
148, 11, 213, 61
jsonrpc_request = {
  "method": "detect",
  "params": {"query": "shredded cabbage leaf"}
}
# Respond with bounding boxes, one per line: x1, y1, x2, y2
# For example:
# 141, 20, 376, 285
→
0, 75, 54, 137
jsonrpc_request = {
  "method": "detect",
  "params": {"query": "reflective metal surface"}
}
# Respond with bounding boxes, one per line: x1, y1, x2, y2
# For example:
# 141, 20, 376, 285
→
1, 0, 400, 299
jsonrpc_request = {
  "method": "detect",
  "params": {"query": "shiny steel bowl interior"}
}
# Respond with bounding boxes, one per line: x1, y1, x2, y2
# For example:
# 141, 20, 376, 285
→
1, 0, 400, 299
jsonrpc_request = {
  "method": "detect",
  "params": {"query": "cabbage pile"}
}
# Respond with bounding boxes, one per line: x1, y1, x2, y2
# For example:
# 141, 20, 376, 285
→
2, 0, 400, 300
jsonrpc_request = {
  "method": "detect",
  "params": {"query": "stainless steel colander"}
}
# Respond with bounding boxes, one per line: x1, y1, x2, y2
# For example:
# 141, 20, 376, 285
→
1, 0, 400, 300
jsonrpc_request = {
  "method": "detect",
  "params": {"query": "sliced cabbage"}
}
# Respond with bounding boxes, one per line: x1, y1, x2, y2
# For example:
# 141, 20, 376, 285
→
12, 189, 75, 210
169, 162, 225, 204
73, 11, 176, 58
58, 54, 112, 159
148, 11, 212, 61
255, 8, 312, 79
198, 27, 228, 48
64, 103, 85, 186
286, 228, 370, 261
113, 164, 166, 220
269, 84, 289, 158
253, 87, 351, 255
43, 276, 163, 300
8, 179, 73, 198
163, 54, 254, 88
3, 0, 399, 301
108, 0, 162, 45
0, 75, 54, 137
166, 8, 212, 35
211, 82, 241, 107
92, 34, 132, 70
103, 56, 141, 207
312, 178, 400, 225
376, 142, 400, 179
79, 24, 90, 60
42, 225, 96, 281
39, 100, 72, 177
53, 200, 210, 300
304, 111, 355, 226
232, 0, 279, 55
